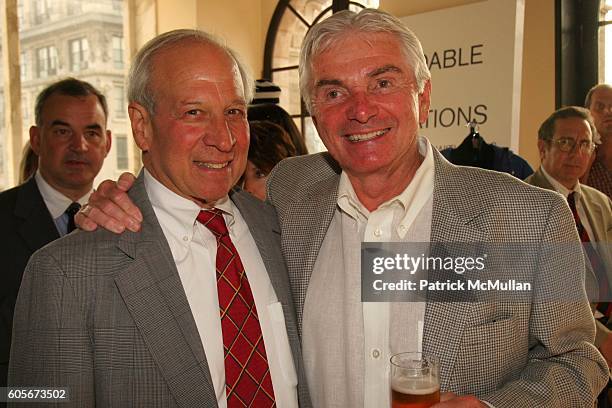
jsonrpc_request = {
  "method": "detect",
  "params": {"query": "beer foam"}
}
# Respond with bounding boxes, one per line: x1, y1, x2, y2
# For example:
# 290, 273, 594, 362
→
391, 377, 439, 395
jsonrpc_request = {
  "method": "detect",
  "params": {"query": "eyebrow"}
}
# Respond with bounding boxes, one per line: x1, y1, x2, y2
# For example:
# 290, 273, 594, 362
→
368, 65, 403, 77
314, 79, 344, 89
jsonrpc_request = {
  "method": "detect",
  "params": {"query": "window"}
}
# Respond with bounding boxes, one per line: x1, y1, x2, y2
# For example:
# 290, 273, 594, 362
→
17, 0, 24, 28
114, 85, 126, 118
20, 51, 29, 81
601, 1, 612, 83
70, 37, 89, 71
33, 0, 48, 24
112, 35, 124, 69
115, 135, 128, 169
264, 0, 378, 152
36, 45, 57, 78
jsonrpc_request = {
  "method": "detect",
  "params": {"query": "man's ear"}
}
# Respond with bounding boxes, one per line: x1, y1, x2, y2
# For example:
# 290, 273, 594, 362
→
418, 80, 432, 125
537, 139, 547, 162
103, 130, 113, 157
129, 102, 152, 152
29, 126, 41, 155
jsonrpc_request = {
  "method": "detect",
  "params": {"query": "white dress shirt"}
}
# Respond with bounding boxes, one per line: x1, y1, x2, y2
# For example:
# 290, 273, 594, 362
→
35, 170, 92, 236
302, 137, 434, 408
144, 170, 298, 408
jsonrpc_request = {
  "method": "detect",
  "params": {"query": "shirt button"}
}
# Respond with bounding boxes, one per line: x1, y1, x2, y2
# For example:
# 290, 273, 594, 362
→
371, 349, 381, 359
374, 228, 382, 237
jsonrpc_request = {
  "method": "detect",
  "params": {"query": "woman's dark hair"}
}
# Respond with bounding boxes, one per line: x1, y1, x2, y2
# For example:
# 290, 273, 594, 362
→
248, 103, 308, 155
248, 120, 297, 174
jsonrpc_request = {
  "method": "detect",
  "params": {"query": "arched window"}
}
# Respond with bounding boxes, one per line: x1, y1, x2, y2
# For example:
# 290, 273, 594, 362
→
263, 0, 379, 152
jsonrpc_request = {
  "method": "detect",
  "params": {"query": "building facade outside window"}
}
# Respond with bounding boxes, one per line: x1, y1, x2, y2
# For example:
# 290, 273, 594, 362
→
0, 0, 130, 191
115, 134, 128, 170
36, 46, 57, 78
70, 37, 89, 72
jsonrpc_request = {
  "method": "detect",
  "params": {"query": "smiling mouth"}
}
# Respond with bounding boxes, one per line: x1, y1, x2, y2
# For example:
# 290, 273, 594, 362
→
345, 128, 390, 142
195, 161, 229, 169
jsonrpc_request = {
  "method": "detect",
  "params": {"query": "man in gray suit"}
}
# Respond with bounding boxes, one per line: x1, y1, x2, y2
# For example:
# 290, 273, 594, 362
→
76, 9, 608, 408
525, 106, 612, 363
9, 30, 310, 407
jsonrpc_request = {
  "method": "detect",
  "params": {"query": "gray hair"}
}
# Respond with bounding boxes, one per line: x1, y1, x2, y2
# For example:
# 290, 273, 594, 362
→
127, 29, 254, 114
584, 83, 612, 108
299, 8, 431, 113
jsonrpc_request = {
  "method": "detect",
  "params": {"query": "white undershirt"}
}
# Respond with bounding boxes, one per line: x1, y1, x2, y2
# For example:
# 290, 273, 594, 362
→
302, 137, 434, 408
144, 170, 298, 408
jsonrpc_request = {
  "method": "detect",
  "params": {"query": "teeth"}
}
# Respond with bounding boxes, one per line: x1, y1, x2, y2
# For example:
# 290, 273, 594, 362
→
346, 129, 387, 142
196, 162, 229, 169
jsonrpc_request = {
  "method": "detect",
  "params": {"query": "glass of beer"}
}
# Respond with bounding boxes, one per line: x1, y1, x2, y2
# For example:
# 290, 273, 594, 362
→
390, 352, 440, 408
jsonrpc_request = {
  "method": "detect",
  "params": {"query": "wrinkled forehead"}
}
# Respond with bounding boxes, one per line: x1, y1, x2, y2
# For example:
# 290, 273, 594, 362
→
150, 41, 245, 99
592, 86, 612, 103
553, 117, 593, 140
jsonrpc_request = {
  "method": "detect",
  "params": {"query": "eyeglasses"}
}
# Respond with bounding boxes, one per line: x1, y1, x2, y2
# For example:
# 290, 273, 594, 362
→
549, 138, 596, 154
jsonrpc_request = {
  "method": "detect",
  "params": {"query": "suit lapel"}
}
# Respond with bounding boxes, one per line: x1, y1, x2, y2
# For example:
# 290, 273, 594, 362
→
286, 170, 339, 330
15, 177, 59, 251
113, 173, 216, 407
423, 151, 487, 390
582, 191, 607, 242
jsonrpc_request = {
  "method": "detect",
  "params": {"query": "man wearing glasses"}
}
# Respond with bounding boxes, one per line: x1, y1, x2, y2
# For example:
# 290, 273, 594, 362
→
526, 106, 612, 369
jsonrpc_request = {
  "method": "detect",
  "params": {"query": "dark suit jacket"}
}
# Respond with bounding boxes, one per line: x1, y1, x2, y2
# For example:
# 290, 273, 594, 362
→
9, 173, 311, 407
0, 177, 58, 389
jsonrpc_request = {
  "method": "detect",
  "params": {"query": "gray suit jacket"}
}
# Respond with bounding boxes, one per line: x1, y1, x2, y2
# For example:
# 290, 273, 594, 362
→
8, 173, 311, 407
526, 167, 612, 342
267, 149, 608, 407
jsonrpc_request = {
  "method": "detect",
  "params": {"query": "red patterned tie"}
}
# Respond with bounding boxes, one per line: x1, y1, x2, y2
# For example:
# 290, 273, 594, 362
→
197, 209, 276, 407
568, 192, 611, 317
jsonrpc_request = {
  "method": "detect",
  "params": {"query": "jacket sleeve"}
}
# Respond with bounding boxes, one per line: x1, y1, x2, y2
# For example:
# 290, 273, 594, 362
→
8, 248, 94, 408
483, 195, 608, 407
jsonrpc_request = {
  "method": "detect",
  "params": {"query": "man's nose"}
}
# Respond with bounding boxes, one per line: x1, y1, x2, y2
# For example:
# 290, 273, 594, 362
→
69, 133, 88, 151
347, 91, 378, 123
207, 115, 236, 152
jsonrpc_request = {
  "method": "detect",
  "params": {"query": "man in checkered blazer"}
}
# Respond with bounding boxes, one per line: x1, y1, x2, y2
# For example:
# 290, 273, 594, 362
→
8, 31, 311, 407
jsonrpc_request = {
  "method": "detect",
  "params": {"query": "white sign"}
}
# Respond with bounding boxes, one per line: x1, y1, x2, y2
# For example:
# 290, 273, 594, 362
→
401, 0, 525, 151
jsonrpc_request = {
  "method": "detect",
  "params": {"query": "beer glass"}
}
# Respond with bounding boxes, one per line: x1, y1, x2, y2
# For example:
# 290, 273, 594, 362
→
390, 352, 440, 408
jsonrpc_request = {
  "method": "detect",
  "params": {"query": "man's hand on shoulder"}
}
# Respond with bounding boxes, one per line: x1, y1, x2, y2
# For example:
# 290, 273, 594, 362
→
75, 172, 142, 233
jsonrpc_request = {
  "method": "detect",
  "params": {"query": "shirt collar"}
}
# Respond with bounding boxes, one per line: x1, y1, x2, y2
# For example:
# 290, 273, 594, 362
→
337, 136, 435, 229
35, 170, 92, 219
540, 165, 582, 199
143, 169, 235, 233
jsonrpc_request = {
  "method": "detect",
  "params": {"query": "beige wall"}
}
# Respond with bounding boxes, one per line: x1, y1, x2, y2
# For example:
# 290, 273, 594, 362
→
149, 0, 554, 168
155, 0, 267, 81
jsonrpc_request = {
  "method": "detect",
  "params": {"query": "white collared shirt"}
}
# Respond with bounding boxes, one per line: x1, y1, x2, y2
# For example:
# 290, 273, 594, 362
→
302, 136, 434, 408
35, 170, 92, 236
540, 166, 596, 241
144, 170, 298, 408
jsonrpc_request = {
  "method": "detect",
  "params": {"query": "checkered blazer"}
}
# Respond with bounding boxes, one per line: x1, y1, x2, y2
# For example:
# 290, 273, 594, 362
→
267, 148, 609, 407
8, 172, 312, 408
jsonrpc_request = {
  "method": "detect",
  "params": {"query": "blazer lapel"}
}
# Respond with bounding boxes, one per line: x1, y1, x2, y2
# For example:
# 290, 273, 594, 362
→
285, 170, 339, 331
423, 151, 488, 390
113, 173, 216, 407
15, 177, 59, 251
